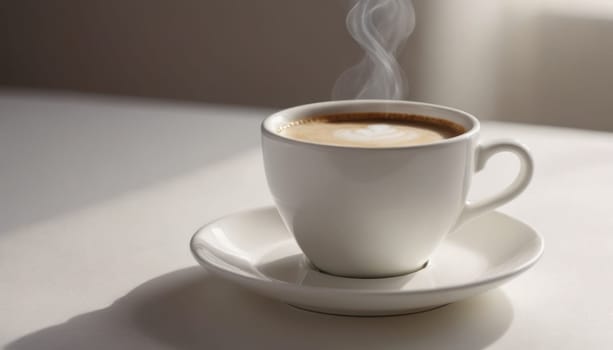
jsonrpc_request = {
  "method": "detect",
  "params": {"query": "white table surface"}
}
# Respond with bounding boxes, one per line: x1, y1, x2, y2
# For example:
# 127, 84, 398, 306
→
1, 90, 612, 349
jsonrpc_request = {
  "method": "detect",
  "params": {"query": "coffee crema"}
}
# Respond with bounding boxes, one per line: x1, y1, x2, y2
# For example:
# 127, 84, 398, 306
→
278, 112, 466, 147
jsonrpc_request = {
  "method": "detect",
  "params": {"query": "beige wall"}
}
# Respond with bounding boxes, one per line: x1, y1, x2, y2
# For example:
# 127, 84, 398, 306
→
406, 0, 613, 131
0, 1, 368, 108
2, 0, 613, 130
498, 2, 613, 131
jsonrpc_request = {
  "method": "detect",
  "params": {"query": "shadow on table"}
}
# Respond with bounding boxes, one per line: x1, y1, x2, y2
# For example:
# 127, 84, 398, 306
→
6, 267, 514, 350
0, 92, 266, 234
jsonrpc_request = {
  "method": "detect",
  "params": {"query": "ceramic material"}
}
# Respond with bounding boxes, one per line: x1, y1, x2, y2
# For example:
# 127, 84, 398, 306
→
261, 100, 534, 278
190, 207, 543, 316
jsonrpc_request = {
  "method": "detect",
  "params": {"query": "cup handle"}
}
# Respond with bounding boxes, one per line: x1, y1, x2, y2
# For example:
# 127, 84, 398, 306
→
454, 140, 534, 229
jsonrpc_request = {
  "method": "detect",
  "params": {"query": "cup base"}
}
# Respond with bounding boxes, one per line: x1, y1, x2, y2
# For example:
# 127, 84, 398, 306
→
306, 258, 430, 279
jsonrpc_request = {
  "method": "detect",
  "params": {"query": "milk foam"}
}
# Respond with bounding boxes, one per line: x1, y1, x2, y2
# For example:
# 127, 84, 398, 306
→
333, 124, 418, 142
279, 113, 465, 148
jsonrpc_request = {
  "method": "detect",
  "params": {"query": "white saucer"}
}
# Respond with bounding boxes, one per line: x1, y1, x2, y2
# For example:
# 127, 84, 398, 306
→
190, 207, 543, 316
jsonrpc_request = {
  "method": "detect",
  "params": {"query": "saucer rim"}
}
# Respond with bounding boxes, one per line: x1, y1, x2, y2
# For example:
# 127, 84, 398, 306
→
190, 206, 544, 296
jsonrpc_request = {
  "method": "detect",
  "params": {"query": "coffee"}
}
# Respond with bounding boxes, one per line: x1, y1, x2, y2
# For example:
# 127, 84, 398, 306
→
278, 112, 466, 147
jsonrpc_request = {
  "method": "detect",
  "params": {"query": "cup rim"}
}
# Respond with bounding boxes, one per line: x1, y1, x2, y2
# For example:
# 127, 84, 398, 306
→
261, 100, 480, 150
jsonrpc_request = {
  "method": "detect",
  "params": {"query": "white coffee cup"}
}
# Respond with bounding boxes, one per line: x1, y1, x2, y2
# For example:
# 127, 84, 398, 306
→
262, 100, 533, 278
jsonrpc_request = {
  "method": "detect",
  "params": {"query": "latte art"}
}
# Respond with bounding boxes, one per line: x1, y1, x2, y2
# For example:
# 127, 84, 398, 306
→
334, 124, 418, 142
279, 112, 466, 148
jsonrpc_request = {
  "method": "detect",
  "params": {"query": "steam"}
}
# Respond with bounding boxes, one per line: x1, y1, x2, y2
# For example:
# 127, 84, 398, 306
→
332, 0, 416, 100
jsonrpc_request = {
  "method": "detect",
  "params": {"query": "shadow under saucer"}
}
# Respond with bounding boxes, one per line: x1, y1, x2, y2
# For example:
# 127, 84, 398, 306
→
6, 266, 514, 350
